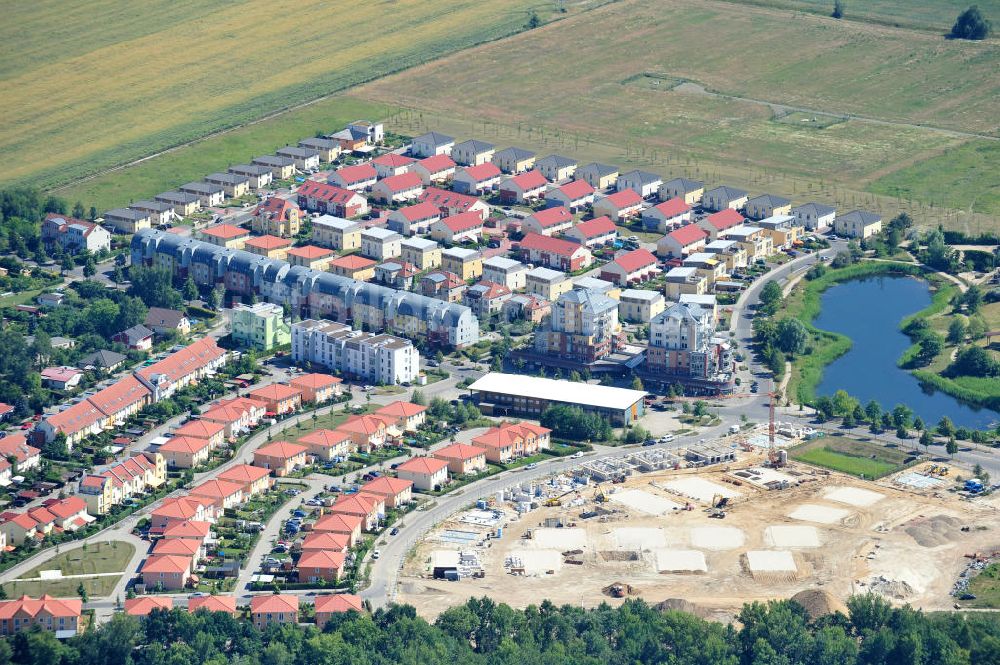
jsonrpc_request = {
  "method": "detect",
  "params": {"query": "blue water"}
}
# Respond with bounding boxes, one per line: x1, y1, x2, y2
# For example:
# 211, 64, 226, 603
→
814, 275, 999, 430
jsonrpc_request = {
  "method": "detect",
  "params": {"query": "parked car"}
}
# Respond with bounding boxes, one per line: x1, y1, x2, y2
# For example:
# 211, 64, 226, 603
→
390, 527, 399, 536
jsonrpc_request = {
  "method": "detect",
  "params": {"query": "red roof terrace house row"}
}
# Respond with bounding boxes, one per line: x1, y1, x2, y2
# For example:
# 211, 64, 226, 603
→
419, 186, 490, 221
518, 232, 593, 272
297, 180, 369, 218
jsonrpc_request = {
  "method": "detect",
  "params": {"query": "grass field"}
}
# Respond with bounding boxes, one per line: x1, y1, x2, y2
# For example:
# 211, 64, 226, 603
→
1, 0, 560, 193
730, 0, 1000, 34
1, 541, 136, 599
354, 0, 1000, 232
790, 436, 912, 478
967, 562, 1000, 609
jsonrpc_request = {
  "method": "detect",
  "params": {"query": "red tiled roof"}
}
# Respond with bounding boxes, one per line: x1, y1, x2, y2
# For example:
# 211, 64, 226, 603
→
416, 154, 456, 172
137, 338, 226, 387
461, 163, 502, 181
189, 595, 237, 614
255, 440, 307, 459
289, 373, 342, 390
0, 434, 40, 464
298, 429, 352, 448
339, 415, 386, 436
44, 400, 103, 437
434, 443, 486, 461
45, 497, 87, 519
441, 211, 484, 233
41, 367, 81, 382
245, 235, 293, 250
88, 375, 152, 418
377, 171, 423, 193
312, 512, 363, 534
333, 163, 377, 184
519, 232, 586, 258
125, 596, 174, 616
329, 254, 377, 270
218, 464, 271, 485
373, 154, 415, 168
374, 401, 427, 418
396, 456, 448, 475
394, 202, 441, 222
201, 224, 248, 240
570, 215, 616, 239
419, 187, 483, 213
360, 476, 413, 496
162, 520, 211, 539
668, 224, 709, 246
314, 593, 363, 614
254, 197, 300, 219
705, 208, 745, 231
141, 555, 191, 575
190, 479, 243, 500
613, 248, 658, 273
249, 383, 302, 402
173, 419, 225, 440
297, 549, 346, 571
554, 179, 594, 199
331, 494, 379, 517
251, 594, 298, 614
153, 538, 200, 557
602, 189, 644, 208
505, 169, 547, 191
300, 180, 363, 204
651, 198, 691, 218
152, 497, 204, 521
159, 435, 210, 454
287, 245, 334, 260
301, 531, 351, 552
528, 206, 572, 228
0, 595, 81, 620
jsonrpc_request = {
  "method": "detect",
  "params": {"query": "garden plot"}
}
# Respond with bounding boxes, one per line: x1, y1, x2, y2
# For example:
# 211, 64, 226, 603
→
788, 504, 851, 524
663, 477, 741, 504
654, 549, 708, 573
690, 526, 745, 550
745, 550, 797, 572
507, 550, 563, 575
824, 486, 884, 507
611, 489, 682, 515
764, 525, 821, 548
530, 527, 587, 549
612, 527, 667, 550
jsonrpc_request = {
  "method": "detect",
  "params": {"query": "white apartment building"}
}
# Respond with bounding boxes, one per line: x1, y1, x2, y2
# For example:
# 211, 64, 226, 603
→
482, 256, 528, 291
291, 319, 419, 385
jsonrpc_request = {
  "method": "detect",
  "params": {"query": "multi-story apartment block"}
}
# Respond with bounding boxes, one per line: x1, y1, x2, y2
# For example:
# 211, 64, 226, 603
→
533, 289, 622, 363
291, 319, 420, 385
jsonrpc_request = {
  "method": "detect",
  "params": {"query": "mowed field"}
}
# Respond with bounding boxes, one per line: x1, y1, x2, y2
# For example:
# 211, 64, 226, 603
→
790, 436, 912, 479
730, 0, 1000, 33
0, 0, 550, 191
353, 0, 1000, 231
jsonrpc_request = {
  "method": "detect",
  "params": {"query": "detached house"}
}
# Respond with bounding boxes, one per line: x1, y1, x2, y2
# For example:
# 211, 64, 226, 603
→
536, 154, 577, 182
434, 443, 487, 475
546, 179, 595, 212
697, 208, 746, 240
451, 139, 495, 166
642, 198, 692, 232
42, 214, 112, 253
370, 171, 423, 204
499, 169, 547, 204
159, 435, 211, 469
313, 593, 364, 626
155, 191, 201, 217
337, 415, 387, 452
411, 154, 457, 184
387, 201, 441, 236
452, 163, 502, 195
102, 208, 151, 234
441, 247, 483, 281
745, 194, 791, 220
200, 223, 250, 249
493, 147, 536, 174
703, 185, 749, 212
482, 256, 528, 290
145, 307, 190, 336
289, 373, 342, 404
298, 137, 342, 163
276, 146, 320, 171
400, 237, 441, 270
312, 215, 360, 250
248, 383, 303, 415
229, 163, 275, 190
834, 210, 882, 239
205, 172, 250, 199
0, 595, 82, 637
593, 189, 643, 222
288, 245, 335, 271
297, 549, 346, 583
253, 441, 307, 477
792, 202, 836, 231
657, 224, 709, 258
525, 267, 571, 301
396, 456, 449, 491
563, 215, 617, 248
411, 131, 455, 158
600, 248, 659, 286
252, 155, 296, 180
244, 234, 293, 260
430, 211, 485, 245
360, 476, 413, 508
327, 162, 378, 192
360, 227, 403, 261
617, 170, 662, 199
250, 595, 298, 630
373, 401, 427, 432
522, 206, 574, 237
218, 464, 273, 497
372, 153, 415, 178
660, 178, 704, 205
519, 233, 593, 272
113, 324, 154, 350
576, 163, 619, 190
298, 429, 352, 462
179, 182, 224, 207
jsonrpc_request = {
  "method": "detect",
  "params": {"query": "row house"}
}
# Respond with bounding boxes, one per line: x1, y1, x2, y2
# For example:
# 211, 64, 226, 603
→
201, 396, 266, 439
78, 452, 166, 515
452, 163, 502, 195
522, 206, 573, 237
370, 171, 423, 204
499, 169, 547, 204
411, 153, 456, 184
593, 189, 643, 222
642, 198, 692, 233
563, 215, 616, 248
519, 233, 593, 272
419, 187, 490, 221
545, 179, 594, 211
387, 201, 441, 236
297, 181, 369, 218
471, 422, 551, 464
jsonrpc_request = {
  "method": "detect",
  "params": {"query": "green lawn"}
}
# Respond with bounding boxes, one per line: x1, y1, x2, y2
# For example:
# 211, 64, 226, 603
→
790, 436, 912, 478
966, 562, 1000, 609
2, 541, 136, 599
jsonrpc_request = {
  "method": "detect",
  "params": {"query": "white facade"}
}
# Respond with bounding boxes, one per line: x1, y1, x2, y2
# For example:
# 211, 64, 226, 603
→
482, 257, 528, 291
291, 319, 419, 385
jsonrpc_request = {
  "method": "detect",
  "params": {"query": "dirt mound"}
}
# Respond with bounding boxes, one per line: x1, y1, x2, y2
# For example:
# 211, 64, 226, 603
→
602, 582, 639, 597
905, 515, 964, 547
657, 598, 710, 618
869, 576, 915, 599
791, 589, 849, 620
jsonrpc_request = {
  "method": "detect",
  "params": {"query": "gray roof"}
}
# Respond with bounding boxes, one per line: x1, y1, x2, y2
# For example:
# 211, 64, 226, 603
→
454, 139, 494, 153
299, 137, 338, 150
747, 193, 791, 208
558, 288, 617, 315
840, 210, 882, 225
653, 301, 705, 324
706, 185, 748, 200
80, 350, 127, 368
792, 202, 836, 217
181, 182, 224, 195
578, 162, 619, 177
663, 177, 703, 192
155, 191, 201, 204
494, 147, 535, 161
277, 146, 319, 159
131, 200, 173, 212
119, 324, 154, 339
206, 172, 249, 186
620, 170, 662, 185
536, 155, 577, 169
105, 208, 148, 220
253, 155, 295, 167
229, 164, 271, 176
413, 131, 454, 147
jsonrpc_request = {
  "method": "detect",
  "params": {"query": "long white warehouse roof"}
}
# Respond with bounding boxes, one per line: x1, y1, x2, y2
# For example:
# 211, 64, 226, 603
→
468, 373, 646, 411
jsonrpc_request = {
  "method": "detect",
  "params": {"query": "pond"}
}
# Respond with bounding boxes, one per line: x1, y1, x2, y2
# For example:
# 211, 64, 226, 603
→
814, 275, 999, 430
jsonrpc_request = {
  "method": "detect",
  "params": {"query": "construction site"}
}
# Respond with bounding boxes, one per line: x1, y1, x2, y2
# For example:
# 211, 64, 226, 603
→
397, 423, 1000, 620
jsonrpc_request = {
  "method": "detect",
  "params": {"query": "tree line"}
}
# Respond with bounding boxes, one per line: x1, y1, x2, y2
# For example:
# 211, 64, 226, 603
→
2, 593, 1000, 665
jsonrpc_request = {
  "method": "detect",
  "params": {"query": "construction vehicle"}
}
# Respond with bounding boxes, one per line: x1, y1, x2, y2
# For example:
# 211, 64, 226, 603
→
711, 495, 729, 509
544, 497, 562, 507
938, 466, 950, 476
709, 509, 726, 519
594, 489, 607, 503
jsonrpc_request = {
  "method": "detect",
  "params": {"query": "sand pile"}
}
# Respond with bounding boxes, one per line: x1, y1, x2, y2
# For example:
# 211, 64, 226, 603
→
657, 598, 710, 618
869, 576, 915, 599
905, 515, 963, 547
791, 589, 849, 620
